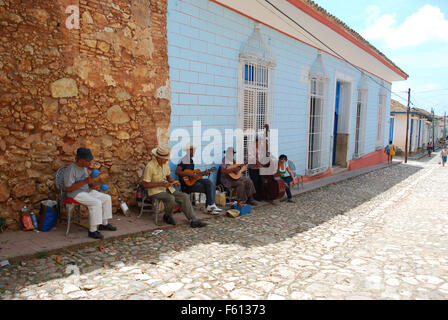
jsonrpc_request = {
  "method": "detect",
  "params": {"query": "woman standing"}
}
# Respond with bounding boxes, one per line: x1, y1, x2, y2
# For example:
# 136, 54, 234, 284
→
428, 141, 433, 157
441, 146, 447, 167
384, 141, 396, 164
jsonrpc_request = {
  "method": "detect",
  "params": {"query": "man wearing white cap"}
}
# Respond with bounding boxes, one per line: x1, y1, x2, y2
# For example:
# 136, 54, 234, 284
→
142, 145, 207, 228
176, 142, 222, 214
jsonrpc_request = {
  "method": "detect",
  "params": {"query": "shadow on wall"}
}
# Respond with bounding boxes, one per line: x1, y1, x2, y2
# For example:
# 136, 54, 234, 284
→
1, 162, 424, 294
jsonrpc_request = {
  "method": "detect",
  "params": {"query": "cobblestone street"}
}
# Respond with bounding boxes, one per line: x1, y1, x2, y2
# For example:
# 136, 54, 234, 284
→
1, 156, 447, 300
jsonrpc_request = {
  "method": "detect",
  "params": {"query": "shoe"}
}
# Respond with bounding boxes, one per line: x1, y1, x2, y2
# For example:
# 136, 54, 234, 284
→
287, 199, 296, 203
246, 199, 258, 206
207, 210, 220, 215
98, 223, 117, 231
207, 204, 222, 212
88, 231, 104, 240
190, 220, 207, 228
163, 214, 176, 225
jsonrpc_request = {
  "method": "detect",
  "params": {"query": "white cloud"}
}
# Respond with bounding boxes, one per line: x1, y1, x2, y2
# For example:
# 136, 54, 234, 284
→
361, 5, 448, 49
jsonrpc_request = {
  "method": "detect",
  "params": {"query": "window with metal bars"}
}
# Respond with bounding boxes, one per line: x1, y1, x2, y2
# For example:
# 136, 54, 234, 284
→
241, 62, 270, 164
307, 78, 325, 172
354, 88, 367, 157
376, 94, 386, 148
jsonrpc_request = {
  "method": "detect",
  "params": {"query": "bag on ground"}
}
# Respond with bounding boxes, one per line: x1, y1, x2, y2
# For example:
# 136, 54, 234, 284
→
38, 200, 58, 232
215, 190, 226, 207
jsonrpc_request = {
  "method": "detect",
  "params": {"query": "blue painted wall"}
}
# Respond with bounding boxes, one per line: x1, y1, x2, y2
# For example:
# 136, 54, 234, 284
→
167, 0, 392, 181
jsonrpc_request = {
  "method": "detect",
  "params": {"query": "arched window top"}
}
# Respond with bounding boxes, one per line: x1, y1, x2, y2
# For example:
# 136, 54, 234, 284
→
239, 23, 276, 68
309, 51, 328, 81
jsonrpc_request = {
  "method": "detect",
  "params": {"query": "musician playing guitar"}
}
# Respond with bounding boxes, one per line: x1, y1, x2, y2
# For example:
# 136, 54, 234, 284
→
176, 142, 222, 214
220, 147, 258, 207
142, 145, 207, 228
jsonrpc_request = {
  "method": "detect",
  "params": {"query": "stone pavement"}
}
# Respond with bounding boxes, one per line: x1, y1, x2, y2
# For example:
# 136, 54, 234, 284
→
1, 155, 447, 300
0, 160, 398, 261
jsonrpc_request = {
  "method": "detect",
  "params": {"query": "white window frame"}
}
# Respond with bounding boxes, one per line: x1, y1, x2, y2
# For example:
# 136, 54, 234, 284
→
306, 76, 327, 176
376, 93, 387, 148
354, 87, 368, 158
238, 60, 273, 163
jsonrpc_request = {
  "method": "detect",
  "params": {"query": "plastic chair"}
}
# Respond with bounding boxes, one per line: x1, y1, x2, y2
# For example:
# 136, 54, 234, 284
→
55, 166, 83, 237
288, 160, 304, 189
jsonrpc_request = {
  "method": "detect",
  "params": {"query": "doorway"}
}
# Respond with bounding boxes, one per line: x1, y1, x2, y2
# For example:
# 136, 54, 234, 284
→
332, 80, 352, 168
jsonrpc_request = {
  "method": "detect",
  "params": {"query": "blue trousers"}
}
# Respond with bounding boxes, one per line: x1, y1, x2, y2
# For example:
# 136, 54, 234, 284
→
282, 176, 293, 200
184, 179, 216, 206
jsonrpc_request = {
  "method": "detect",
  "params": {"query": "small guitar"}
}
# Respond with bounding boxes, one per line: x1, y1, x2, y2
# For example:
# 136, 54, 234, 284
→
227, 164, 247, 180
182, 167, 217, 187
164, 180, 180, 194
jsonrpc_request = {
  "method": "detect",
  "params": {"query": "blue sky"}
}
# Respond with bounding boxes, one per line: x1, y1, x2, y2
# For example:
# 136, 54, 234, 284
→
313, 0, 448, 116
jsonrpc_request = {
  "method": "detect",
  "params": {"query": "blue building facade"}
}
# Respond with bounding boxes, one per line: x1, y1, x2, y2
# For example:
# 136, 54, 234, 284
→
166, 0, 395, 182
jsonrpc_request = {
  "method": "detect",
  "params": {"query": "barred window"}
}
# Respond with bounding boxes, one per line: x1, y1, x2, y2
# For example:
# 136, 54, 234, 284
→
241, 63, 271, 163
307, 78, 325, 172
354, 88, 367, 157
376, 93, 386, 148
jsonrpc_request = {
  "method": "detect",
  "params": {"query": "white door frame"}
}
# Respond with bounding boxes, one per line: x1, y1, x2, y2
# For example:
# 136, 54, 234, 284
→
330, 71, 354, 168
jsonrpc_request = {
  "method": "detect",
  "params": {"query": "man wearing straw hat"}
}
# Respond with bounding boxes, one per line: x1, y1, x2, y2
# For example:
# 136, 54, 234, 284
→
176, 142, 222, 214
142, 145, 207, 228
220, 147, 258, 206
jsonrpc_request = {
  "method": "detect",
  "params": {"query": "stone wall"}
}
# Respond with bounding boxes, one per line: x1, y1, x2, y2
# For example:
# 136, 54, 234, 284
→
0, 0, 171, 230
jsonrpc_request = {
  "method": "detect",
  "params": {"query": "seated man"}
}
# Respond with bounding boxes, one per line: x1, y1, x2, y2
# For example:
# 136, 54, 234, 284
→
220, 147, 258, 206
176, 142, 222, 214
141, 145, 207, 228
64, 148, 117, 240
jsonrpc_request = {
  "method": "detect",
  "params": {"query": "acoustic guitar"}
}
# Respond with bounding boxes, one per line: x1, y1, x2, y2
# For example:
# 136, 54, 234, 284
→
227, 164, 247, 180
182, 167, 217, 187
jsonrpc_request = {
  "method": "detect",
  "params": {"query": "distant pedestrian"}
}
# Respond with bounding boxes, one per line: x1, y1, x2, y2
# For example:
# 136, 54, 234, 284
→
428, 141, 433, 157
384, 141, 395, 164
441, 146, 448, 167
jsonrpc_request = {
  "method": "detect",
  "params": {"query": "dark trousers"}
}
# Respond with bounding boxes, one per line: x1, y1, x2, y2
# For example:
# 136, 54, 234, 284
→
249, 168, 262, 201
282, 176, 293, 200
250, 168, 276, 201
226, 176, 255, 202
184, 179, 216, 206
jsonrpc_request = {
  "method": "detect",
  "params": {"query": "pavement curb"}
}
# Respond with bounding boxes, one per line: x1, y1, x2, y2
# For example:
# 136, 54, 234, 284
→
1, 161, 405, 264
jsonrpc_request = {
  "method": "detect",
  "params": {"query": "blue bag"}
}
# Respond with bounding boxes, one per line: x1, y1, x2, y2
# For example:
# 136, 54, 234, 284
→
38, 200, 58, 232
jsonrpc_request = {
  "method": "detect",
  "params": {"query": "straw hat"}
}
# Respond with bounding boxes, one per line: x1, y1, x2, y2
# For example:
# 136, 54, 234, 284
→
227, 209, 240, 218
152, 145, 171, 160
